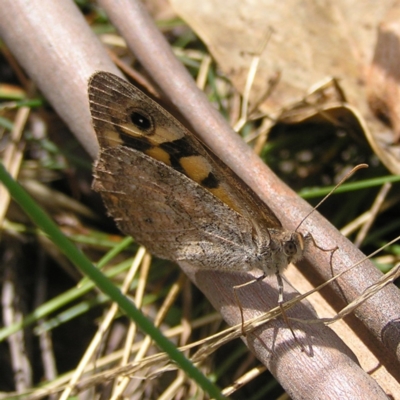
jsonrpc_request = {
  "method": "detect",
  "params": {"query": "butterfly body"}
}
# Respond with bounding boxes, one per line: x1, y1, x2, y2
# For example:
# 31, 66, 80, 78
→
89, 72, 308, 277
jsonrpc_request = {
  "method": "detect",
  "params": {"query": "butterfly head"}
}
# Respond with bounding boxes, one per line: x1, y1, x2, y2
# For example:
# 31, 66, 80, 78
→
258, 230, 310, 275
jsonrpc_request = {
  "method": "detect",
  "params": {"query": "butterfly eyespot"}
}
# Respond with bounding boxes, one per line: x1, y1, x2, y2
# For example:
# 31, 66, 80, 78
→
130, 110, 153, 132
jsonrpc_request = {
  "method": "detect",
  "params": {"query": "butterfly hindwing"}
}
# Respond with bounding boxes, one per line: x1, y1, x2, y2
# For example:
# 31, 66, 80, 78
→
94, 145, 265, 271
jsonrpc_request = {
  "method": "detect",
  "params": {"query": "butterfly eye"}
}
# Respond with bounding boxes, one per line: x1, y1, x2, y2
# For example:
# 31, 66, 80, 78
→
283, 241, 297, 257
130, 111, 153, 132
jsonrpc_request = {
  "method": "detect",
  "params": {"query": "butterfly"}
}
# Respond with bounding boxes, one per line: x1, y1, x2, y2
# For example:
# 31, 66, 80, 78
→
88, 71, 311, 326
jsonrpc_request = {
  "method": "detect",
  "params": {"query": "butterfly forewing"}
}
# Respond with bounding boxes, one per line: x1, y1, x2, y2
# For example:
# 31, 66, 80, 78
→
89, 72, 282, 226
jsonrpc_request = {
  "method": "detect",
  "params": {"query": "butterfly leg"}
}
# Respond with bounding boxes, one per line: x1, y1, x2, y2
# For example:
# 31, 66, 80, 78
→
233, 275, 265, 336
234, 273, 307, 351
276, 271, 306, 352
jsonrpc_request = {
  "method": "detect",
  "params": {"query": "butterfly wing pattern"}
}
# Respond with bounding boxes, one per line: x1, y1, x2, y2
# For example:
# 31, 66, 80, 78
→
89, 72, 307, 276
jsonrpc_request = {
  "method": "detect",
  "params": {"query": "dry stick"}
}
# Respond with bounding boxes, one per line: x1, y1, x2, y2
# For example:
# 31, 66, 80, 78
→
0, 0, 397, 397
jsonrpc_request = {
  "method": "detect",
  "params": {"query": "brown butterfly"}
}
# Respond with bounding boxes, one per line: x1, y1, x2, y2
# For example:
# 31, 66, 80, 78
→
88, 71, 311, 333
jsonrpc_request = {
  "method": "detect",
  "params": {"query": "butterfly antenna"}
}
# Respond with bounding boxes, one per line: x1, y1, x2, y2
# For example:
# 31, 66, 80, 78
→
295, 164, 368, 232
